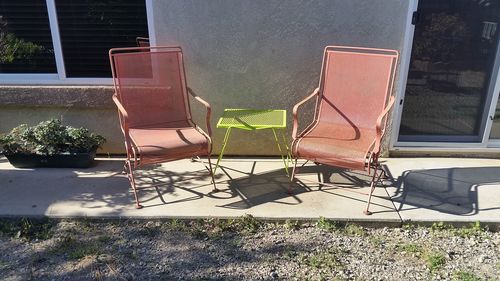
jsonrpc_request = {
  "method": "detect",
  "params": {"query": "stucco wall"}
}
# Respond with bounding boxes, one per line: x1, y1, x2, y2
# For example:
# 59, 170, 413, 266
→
0, 0, 410, 156
152, 0, 410, 155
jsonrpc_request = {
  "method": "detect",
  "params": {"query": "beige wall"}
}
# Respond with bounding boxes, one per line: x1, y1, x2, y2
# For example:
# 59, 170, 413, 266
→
1, 0, 412, 156
151, 0, 410, 156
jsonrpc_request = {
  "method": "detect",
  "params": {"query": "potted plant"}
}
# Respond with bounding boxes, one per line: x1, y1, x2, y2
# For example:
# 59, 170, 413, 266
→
0, 119, 105, 168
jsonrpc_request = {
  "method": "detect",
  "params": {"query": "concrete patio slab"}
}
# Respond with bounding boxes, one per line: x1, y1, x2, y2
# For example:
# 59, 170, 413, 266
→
0, 156, 499, 227
384, 157, 500, 225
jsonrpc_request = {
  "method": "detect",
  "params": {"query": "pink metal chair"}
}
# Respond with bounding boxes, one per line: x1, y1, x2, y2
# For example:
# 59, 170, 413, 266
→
291, 46, 399, 215
109, 46, 217, 209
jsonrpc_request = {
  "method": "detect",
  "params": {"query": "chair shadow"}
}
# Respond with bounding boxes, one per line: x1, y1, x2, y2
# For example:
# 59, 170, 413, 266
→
0, 158, 225, 215
391, 167, 500, 216
219, 162, 395, 210
130, 162, 225, 208
218, 166, 306, 209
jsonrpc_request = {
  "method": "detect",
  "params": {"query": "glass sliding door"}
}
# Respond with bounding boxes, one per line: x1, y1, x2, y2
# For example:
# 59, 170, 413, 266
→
489, 90, 500, 140
398, 0, 500, 143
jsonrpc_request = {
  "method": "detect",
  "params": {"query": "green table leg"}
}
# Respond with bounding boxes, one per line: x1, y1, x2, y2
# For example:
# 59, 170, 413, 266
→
213, 127, 232, 175
272, 128, 291, 177
280, 129, 293, 162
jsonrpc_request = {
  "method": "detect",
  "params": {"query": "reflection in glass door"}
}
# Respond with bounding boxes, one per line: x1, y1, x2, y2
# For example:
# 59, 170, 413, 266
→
489, 91, 500, 140
398, 0, 500, 142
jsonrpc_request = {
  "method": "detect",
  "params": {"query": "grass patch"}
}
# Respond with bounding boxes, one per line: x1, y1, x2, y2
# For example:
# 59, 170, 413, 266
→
204, 218, 235, 238
431, 222, 453, 231
316, 217, 337, 232
168, 218, 187, 231
343, 224, 366, 236
0, 218, 54, 241
97, 235, 112, 244
430, 221, 488, 238
455, 222, 487, 238
137, 226, 161, 237
300, 249, 343, 270
284, 219, 301, 231
186, 220, 209, 239
369, 235, 385, 247
453, 271, 482, 281
402, 223, 416, 230
233, 214, 261, 234
283, 246, 298, 260
121, 249, 138, 260
425, 251, 446, 272
52, 235, 102, 260
397, 243, 422, 253
173, 215, 263, 238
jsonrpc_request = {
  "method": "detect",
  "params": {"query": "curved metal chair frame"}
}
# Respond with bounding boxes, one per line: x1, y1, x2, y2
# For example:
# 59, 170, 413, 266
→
109, 46, 217, 209
290, 46, 399, 215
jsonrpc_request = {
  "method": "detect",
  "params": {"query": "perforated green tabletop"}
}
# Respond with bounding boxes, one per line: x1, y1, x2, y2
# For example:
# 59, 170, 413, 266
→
216, 109, 286, 130
214, 108, 291, 176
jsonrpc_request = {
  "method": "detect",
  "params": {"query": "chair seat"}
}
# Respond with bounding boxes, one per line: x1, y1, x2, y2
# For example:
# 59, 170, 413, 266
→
129, 122, 209, 164
294, 122, 376, 170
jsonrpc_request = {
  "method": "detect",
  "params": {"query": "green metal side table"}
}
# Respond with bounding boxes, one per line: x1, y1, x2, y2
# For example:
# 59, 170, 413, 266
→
214, 108, 292, 176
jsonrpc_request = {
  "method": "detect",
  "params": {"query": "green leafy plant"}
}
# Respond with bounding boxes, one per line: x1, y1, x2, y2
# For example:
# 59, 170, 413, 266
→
0, 119, 105, 155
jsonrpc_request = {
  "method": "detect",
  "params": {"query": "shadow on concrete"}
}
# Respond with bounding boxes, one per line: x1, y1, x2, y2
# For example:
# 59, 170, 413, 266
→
221, 168, 305, 209
0, 159, 133, 216
391, 167, 500, 216
133, 163, 225, 208
221, 162, 394, 210
0, 158, 223, 216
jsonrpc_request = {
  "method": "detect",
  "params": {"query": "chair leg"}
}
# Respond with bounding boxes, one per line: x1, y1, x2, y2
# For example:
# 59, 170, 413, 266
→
287, 158, 299, 194
207, 154, 219, 192
363, 165, 384, 215
122, 162, 128, 175
290, 158, 298, 181
126, 160, 143, 209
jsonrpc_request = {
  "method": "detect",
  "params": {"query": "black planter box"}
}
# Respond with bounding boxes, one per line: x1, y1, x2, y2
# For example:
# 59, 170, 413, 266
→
4, 151, 96, 168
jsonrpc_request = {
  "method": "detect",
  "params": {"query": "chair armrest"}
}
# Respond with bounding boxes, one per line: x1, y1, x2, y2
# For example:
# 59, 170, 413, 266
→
187, 87, 212, 136
292, 87, 319, 140
112, 94, 130, 137
374, 95, 396, 153
112, 94, 129, 120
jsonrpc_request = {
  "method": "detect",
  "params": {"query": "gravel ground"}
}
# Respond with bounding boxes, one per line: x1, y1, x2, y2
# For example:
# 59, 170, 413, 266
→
0, 217, 499, 281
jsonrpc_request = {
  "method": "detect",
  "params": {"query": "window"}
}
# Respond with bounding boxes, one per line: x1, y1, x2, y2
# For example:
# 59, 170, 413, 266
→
0, 0, 57, 73
56, 0, 149, 78
0, 0, 150, 83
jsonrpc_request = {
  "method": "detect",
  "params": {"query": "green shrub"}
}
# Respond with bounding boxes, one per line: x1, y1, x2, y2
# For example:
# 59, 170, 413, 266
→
0, 119, 105, 155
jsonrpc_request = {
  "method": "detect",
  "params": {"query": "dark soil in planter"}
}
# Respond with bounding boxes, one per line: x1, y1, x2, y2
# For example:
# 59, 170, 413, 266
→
4, 151, 96, 168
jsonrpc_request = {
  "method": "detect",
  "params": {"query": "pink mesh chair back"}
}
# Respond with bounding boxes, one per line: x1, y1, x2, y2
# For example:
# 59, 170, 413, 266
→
110, 46, 191, 129
317, 46, 398, 133
293, 46, 398, 171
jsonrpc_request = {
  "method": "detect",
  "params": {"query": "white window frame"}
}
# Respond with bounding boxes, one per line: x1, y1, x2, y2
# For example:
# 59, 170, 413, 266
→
389, 0, 500, 153
0, 0, 155, 85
